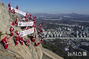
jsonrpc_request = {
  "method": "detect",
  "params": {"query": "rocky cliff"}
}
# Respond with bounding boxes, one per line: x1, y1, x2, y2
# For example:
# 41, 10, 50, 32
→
0, 2, 43, 59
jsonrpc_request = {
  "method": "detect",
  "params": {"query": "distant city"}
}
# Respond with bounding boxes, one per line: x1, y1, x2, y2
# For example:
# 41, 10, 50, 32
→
36, 13, 89, 57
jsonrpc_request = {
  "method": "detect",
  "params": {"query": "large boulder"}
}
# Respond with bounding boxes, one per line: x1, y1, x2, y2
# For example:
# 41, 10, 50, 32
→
0, 2, 43, 59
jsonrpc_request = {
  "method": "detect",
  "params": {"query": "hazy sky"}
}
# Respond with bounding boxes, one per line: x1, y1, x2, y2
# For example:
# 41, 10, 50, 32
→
0, 0, 89, 14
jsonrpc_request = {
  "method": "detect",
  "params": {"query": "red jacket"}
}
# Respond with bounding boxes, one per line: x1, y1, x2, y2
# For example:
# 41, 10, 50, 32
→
20, 37, 23, 45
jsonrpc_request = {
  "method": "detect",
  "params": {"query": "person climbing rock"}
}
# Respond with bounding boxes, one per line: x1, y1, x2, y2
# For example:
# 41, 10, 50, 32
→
3, 36, 9, 50
11, 31, 14, 36
40, 29, 43, 33
37, 41, 41, 46
24, 38, 30, 46
12, 21, 15, 26
15, 18, 19, 25
16, 36, 20, 45
26, 26, 29, 30
8, 3, 11, 8
9, 7, 11, 11
15, 30, 20, 36
10, 27, 14, 36
20, 37, 23, 45
11, 9, 15, 14
33, 16, 36, 21
34, 21, 36, 24
32, 37, 36, 43
32, 25, 36, 32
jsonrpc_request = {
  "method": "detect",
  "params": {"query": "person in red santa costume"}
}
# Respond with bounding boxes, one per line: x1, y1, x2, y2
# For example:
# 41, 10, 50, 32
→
32, 37, 36, 43
35, 41, 41, 47
11, 9, 15, 14
3, 36, 9, 50
16, 36, 20, 45
10, 27, 14, 36
15, 30, 20, 45
24, 38, 30, 46
8, 3, 11, 11
12, 21, 15, 26
20, 37, 24, 45
32, 25, 36, 32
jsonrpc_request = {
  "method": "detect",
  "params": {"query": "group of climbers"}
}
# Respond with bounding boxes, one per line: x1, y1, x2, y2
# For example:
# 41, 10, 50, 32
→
2, 3, 44, 50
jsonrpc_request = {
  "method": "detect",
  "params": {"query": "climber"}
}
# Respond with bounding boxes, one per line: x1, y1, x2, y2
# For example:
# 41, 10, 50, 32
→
32, 37, 36, 43
33, 16, 36, 21
32, 25, 36, 32
26, 26, 29, 30
34, 21, 36, 24
40, 29, 43, 33
16, 5, 18, 9
35, 41, 41, 47
12, 21, 15, 26
8, 3, 11, 8
11, 31, 14, 36
34, 43, 38, 47
25, 18, 29, 21
20, 37, 23, 45
24, 16, 27, 20
15, 18, 19, 25
37, 41, 41, 46
29, 13, 32, 19
9, 7, 11, 11
11, 9, 15, 14
10, 27, 14, 36
8, 3, 11, 11
24, 38, 30, 46
16, 36, 20, 45
15, 30, 20, 36
3, 36, 9, 50
37, 24, 42, 29
26, 12, 29, 17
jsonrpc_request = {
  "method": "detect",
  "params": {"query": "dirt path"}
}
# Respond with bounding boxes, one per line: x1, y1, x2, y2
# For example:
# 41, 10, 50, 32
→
42, 48, 64, 59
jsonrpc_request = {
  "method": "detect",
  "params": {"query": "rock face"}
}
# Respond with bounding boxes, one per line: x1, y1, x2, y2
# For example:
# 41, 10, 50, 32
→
0, 2, 10, 34
0, 2, 43, 59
